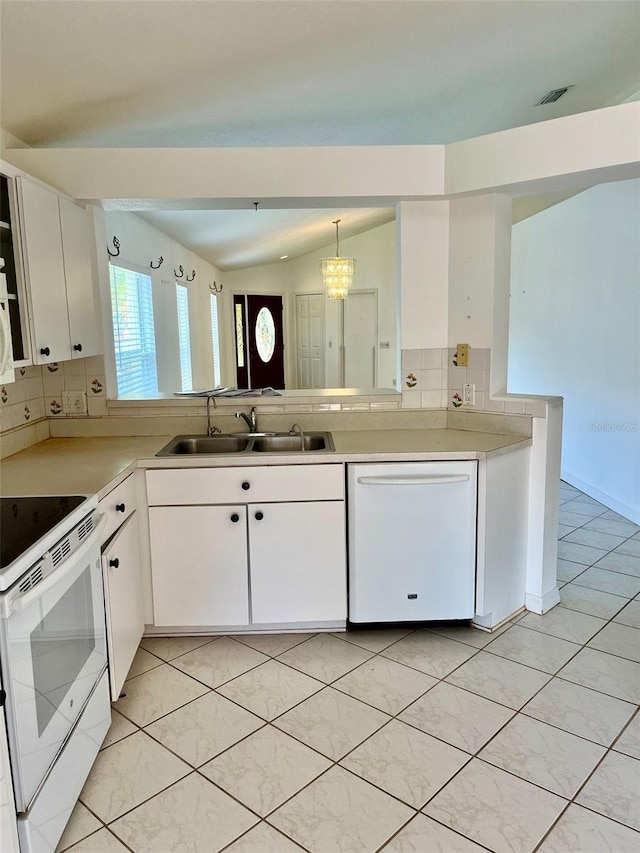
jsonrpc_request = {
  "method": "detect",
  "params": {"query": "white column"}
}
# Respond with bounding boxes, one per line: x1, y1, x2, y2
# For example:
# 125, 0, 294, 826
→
398, 201, 449, 350
525, 400, 563, 614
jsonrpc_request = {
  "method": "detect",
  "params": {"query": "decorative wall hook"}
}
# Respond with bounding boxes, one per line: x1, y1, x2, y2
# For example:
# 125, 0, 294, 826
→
186, 269, 196, 282
174, 265, 184, 278
107, 236, 120, 257
150, 256, 164, 269
209, 281, 223, 293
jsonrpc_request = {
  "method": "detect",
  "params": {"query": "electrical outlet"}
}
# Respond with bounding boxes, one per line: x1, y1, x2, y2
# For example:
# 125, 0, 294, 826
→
62, 390, 87, 414
463, 383, 475, 406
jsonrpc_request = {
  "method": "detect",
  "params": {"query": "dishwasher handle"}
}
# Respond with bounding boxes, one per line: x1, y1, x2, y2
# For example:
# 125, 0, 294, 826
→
356, 474, 470, 486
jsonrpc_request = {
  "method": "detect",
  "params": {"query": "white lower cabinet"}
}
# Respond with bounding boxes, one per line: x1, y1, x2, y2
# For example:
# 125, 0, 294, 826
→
146, 464, 347, 630
102, 514, 145, 698
250, 501, 346, 624
149, 505, 249, 627
99, 474, 145, 699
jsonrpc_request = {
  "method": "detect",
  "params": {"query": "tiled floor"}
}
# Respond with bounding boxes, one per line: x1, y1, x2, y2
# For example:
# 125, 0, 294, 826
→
58, 482, 640, 853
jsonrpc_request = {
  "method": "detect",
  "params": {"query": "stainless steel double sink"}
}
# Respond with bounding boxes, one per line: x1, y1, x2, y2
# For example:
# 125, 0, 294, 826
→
156, 431, 335, 456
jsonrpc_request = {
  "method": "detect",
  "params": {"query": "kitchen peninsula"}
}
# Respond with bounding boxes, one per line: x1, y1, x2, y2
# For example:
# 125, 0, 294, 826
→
1, 423, 534, 637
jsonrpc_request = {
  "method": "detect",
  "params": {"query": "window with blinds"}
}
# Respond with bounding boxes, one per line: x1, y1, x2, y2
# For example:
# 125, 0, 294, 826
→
176, 283, 192, 391
210, 293, 221, 388
109, 264, 158, 397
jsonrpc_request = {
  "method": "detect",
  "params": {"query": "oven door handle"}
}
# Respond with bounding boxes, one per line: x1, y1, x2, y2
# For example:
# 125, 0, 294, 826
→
4, 514, 108, 617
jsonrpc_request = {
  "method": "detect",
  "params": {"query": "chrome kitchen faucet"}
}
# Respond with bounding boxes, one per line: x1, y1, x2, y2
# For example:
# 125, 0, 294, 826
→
235, 407, 258, 433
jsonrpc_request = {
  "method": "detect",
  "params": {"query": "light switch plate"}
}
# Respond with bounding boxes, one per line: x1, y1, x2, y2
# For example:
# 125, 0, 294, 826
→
457, 343, 470, 367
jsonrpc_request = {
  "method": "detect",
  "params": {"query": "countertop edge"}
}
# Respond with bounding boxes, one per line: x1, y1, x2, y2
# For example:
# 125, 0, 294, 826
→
0, 432, 532, 498
136, 440, 532, 470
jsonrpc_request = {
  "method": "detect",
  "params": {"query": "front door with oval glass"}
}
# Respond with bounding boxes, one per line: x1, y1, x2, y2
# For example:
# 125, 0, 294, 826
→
234, 294, 285, 390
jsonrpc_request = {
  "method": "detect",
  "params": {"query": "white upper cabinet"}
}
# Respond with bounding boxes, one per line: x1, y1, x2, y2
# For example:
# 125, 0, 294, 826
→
59, 196, 101, 358
17, 178, 69, 363
17, 177, 101, 364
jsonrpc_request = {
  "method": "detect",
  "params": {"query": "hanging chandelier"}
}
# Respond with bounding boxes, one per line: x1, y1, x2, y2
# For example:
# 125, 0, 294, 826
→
320, 219, 355, 299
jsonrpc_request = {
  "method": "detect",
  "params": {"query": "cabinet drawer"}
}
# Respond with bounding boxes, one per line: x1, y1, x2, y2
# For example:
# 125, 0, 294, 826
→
98, 474, 136, 541
146, 464, 344, 505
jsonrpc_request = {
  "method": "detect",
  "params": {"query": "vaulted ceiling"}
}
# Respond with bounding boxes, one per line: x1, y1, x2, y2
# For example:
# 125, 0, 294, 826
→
2, 0, 638, 268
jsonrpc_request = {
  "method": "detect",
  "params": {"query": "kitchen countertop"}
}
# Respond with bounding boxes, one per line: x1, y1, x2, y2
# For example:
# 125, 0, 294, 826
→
0, 429, 531, 498
0, 436, 169, 499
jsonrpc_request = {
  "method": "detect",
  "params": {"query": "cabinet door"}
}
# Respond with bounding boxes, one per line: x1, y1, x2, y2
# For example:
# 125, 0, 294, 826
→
16, 178, 71, 364
59, 197, 101, 359
102, 514, 144, 699
249, 501, 347, 624
149, 505, 249, 627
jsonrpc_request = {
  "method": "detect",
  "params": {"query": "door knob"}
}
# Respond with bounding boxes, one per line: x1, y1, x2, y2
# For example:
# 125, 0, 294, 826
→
255, 511, 264, 521
109, 558, 120, 568
40, 347, 50, 357
230, 513, 240, 523
241, 481, 251, 491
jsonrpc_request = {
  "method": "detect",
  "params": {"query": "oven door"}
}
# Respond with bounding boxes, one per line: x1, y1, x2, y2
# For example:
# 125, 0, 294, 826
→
0, 517, 108, 811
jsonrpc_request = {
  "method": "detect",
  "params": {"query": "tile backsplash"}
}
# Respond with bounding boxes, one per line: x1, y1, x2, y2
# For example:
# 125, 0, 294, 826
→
400, 347, 497, 412
0, 355, 109, 456
42, 354, 107, 418
2, 349, 498, 436
1, 349, 541, 456
0, 366, 46, 431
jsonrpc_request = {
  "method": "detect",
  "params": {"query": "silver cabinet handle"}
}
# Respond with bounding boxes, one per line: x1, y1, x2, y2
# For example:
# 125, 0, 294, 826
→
357, 474, 470, 486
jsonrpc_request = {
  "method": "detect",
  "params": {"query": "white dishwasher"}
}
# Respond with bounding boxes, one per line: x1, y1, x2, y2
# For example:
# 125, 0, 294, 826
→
348, 461, 477, 624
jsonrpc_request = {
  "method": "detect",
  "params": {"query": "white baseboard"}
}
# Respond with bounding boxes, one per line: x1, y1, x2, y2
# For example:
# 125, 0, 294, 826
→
561, 470, 639, 525
525, 587, 561, 615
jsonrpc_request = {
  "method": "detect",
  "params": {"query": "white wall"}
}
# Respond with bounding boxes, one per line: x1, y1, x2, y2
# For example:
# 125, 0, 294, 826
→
509, 179, 640, 523
103, 211, 229, 392
398, 201, 449, 351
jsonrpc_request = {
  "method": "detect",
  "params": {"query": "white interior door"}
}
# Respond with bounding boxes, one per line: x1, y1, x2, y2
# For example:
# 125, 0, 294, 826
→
344, 291, 377, 387
295, 293, 325, 388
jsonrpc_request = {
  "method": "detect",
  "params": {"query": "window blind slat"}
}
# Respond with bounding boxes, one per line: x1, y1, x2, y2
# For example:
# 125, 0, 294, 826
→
176, 284, 192, 392
109, 265, 158, 397
210, 293, 221, 388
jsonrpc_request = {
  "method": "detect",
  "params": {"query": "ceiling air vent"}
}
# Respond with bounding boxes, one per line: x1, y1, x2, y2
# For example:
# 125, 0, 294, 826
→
537, 86, 574, 106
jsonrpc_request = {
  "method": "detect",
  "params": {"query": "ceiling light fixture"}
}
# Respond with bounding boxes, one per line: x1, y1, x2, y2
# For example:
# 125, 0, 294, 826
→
320, 219, 355, 300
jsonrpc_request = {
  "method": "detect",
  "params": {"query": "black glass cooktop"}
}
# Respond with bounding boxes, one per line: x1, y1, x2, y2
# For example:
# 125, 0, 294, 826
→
0, 495, 88, 569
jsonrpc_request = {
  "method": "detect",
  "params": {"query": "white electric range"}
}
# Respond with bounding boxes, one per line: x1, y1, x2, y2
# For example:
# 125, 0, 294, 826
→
0, 495, 111, 853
